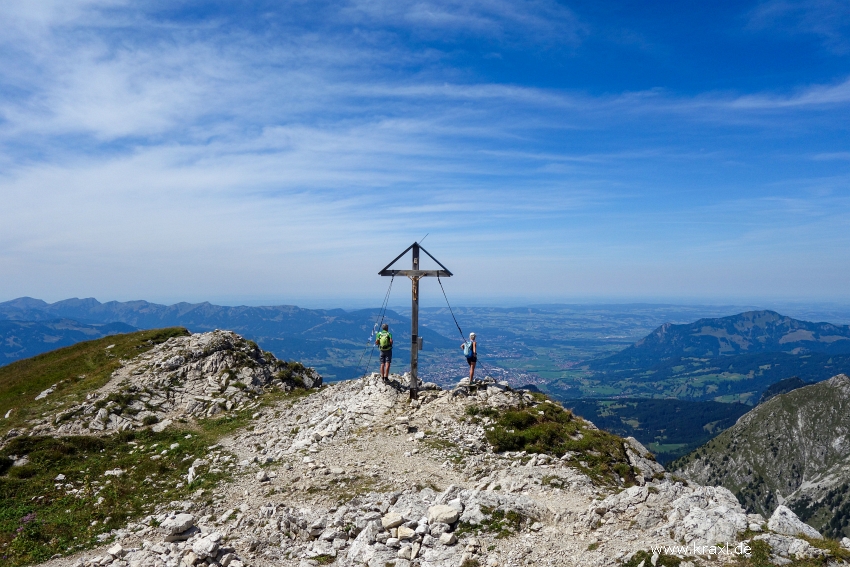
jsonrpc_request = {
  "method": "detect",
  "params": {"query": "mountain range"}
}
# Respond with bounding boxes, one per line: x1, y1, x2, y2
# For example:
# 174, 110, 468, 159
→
597, 310, 850, 363
0, 297, 456, 379
7, 299, 850, 409
578, 310, 850, 403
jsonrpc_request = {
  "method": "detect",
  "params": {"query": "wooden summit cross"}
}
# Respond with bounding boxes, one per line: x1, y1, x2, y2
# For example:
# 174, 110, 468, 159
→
379, 242, 453, 399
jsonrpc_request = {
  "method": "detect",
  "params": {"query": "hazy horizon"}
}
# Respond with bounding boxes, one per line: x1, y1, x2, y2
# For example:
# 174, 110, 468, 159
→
7, 293, 850, 325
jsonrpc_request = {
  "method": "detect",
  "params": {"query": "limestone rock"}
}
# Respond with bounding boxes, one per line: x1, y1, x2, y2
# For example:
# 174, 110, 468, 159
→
397, 525, 416, 540
382, 512, 405, 529
158, 513, 195, 535
427, 505, 460, 525
191, 533, 221, 559
753, 533, 827, 560
767, 505, 822, 539
624, 437, 665, 482
37, 330, 322, 438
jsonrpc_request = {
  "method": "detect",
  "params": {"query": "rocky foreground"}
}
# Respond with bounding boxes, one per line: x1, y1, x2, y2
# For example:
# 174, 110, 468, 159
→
10, 331, 850, 567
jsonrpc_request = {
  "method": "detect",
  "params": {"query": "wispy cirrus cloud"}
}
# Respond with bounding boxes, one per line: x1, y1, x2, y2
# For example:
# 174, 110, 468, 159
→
748, 0, 850, 52
1, 1, 849, 303
338, 0, 586, 43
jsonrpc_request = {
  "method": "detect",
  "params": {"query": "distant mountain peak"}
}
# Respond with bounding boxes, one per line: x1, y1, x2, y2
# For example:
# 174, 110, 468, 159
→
605, 310, 850, 362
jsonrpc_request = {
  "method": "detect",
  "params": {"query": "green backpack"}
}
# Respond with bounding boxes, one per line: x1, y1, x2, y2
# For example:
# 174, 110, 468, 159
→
378, 331, 392, 350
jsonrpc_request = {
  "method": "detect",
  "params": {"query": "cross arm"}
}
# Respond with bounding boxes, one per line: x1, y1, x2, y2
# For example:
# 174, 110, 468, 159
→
379, 269, 452, 277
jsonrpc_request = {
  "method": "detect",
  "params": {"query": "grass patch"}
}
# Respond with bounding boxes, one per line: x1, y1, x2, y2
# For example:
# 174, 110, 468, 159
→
274, 361, 312, 388
0, 328, 189, 437
455, 506, 526, 539
731, 536, 850, 567
0, 427, 228, 567
422, 438, 459, 451
0, 326, 324, 566
624, 550, 682, 567
465, 406, 498, 419
474, 401, 638, 485
734, 540, 772, 567
799, 535, 850, 563
313, 554, 335, 565
332, 475, 380, 504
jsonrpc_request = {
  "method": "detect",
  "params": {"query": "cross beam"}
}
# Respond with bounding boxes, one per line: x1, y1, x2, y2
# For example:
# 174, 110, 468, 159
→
379, 242, 452, 399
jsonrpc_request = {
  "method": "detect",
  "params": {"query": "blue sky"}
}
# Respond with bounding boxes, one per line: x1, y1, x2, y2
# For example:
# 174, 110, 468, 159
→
1, 0, 849, 307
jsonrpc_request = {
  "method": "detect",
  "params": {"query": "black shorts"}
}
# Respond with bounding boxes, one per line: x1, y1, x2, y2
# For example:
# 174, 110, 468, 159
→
467, 356, 477, 365
380, 350, 392, 363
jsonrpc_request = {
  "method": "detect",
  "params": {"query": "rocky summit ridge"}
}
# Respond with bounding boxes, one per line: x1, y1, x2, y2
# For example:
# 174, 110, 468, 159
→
4, 331, 850, 567
8, 330, 322, 440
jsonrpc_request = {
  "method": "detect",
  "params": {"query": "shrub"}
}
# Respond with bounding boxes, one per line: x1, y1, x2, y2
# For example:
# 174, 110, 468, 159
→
0, 455, 13, 476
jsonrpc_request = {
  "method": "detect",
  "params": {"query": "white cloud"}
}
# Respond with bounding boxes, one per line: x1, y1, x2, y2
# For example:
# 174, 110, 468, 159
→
748, 0, 850, 52
339, 0, 586, 43
0, 1, 849, 303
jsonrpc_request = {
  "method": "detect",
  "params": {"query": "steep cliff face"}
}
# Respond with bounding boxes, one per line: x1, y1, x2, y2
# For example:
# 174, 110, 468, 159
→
672, 374, 850, 538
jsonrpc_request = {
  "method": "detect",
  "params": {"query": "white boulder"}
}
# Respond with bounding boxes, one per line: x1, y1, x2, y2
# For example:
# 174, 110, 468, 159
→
767, 505, 822, 539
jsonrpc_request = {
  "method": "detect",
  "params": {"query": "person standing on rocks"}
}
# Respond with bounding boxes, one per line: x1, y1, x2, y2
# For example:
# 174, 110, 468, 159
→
375, 323, 393, 379
462, 332, 477, 380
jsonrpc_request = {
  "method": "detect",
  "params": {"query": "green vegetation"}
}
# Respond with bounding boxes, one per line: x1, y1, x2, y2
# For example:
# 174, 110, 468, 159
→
736, 539, 772, 567
562, 398, 749, 464
470, 400, 637, 485
0, 428, 226, 567
0, 379, 318, 566
274, 361, 312, 388
792, 535, 850, 565
623, 550, 682, 567
455, 506, 526, 539
732, 537, 850, 567
0, 328, 190, 437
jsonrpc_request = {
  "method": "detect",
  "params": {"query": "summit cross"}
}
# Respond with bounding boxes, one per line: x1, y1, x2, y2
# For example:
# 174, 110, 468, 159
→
379, 242, 453, 399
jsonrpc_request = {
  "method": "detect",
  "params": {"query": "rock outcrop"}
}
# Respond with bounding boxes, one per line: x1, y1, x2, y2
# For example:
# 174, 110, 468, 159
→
767, 505, 822, 539
32, 330, 321, 437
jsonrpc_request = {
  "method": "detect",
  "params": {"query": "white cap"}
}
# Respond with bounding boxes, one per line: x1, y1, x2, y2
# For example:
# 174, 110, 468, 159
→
470, 332, 476, 339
